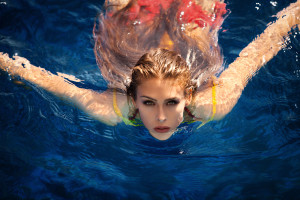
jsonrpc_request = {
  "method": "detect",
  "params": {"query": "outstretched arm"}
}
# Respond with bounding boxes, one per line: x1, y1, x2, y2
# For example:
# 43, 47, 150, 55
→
0, 53, 128, 125
192, 0, 300, 121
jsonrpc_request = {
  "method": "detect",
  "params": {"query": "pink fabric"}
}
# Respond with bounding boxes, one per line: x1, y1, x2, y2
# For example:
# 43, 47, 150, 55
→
126, 0, 227, 27
178, 0, 227, 28
128, 0, 174, 22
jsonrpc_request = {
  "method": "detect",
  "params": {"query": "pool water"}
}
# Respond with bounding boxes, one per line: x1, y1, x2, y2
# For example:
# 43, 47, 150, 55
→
0, 0, 300, 199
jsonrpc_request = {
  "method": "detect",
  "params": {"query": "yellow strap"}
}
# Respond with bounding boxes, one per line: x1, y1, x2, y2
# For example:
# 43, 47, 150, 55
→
113, 89, 136, 126
210, 83, 217, 121
197, 83, 217, 129
113, 88, 123, 118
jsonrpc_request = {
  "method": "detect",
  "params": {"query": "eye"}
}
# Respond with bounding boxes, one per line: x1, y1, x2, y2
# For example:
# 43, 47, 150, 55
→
143, 100, 155, 106
166, 100, 179, 106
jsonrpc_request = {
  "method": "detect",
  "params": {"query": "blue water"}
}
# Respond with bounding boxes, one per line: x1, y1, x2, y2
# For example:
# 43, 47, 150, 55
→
0, 0, 300, 199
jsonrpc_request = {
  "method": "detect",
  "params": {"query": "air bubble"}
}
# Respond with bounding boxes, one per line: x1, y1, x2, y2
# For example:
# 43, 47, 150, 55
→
270, 1, 277, 7
255, 3, 261, 10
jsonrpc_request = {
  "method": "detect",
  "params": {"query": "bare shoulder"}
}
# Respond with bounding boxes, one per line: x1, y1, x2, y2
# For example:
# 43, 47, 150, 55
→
113, 89, 131, 118
191, 75, 243, 121
190, 87, 215, 121
81, 89, 130, 125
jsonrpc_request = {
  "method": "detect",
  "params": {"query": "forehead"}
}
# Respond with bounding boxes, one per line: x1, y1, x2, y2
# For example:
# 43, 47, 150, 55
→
136, 78, 185, 98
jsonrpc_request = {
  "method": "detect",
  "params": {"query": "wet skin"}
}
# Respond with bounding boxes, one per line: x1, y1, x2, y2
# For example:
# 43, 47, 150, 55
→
132, 78, 189, 140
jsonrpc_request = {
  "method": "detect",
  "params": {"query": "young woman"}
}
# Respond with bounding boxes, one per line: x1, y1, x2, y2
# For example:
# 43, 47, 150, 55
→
0, 0, 299, 140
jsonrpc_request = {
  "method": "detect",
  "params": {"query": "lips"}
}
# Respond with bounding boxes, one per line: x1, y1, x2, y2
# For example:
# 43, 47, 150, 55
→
154, 126, 170, 133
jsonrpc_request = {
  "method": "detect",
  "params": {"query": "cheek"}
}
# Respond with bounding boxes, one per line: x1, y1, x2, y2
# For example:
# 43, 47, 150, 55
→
138, 109, 156, 132
175, 111, 184, 123
168, 106, 185, 124
175, 103, 185, 117
137, 106, 154, 123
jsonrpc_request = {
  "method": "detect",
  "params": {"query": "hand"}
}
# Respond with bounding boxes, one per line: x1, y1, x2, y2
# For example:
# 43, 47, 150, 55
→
0, 53, 30, 77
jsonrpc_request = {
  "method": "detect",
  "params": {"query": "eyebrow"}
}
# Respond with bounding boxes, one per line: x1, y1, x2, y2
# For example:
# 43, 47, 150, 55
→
140, 96, 156, 101
140, 96, 180, 102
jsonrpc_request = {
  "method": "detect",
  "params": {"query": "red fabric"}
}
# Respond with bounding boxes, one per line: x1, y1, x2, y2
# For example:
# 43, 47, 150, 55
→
128, 4, 141, 21
128, 0, 174, 22
126, 0, 227, 27
184, 107, 203, 120
178, 0, 227, 28
213, 1, 227, 27
138, 0, 173, 12
178, 0, 210, 28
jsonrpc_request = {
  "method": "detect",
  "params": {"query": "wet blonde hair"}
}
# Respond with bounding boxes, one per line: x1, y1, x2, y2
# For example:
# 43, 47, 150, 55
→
127, 48, 195, 100
93, 0, 226, 91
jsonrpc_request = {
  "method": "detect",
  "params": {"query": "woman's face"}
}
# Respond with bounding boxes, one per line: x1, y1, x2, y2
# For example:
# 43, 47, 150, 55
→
133, 78, 188, 140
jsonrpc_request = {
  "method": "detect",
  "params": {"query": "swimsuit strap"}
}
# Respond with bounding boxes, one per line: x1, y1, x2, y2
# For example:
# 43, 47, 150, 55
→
113, 88, 134, 126
113, 89, 142, 126
184, 106, 202, 120
113, 85, 217, 128
197, 83, 217, 129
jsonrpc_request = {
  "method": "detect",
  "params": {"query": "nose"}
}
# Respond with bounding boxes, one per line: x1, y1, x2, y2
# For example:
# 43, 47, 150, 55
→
157, 105, 167, 122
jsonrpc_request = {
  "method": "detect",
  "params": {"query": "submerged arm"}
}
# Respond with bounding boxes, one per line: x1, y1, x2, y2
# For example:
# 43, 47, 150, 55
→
192, 0, 300, 120
0, 53, 126, 125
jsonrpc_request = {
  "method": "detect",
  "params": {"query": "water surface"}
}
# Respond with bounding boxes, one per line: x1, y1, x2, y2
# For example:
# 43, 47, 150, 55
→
0, 0, 300, 199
